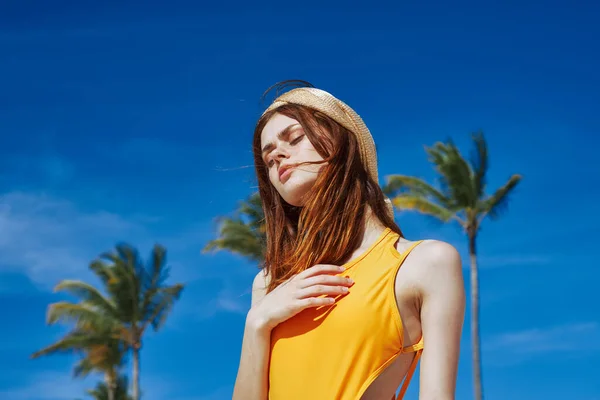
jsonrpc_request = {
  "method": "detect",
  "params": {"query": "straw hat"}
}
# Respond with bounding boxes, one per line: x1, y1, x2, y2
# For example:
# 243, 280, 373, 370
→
262, 86, 395, 219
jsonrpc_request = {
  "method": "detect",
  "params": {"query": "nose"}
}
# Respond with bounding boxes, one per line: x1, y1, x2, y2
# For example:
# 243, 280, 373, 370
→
272, 145, 290, 161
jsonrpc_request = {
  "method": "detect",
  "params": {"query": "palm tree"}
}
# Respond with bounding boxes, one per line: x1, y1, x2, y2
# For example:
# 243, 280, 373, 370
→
203, 192, 266, 263
32, 286, 127, 400
383, 132, 521, 400
80, 374, 133, 400
90, 243, 185, 400
33, 243, 184, 400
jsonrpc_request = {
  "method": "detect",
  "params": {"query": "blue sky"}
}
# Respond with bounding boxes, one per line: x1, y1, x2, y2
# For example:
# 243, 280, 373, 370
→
1, 1, 599, 399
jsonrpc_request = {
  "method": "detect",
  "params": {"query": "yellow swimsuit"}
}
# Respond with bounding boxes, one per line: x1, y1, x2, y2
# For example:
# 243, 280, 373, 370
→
269, 228, 424, 399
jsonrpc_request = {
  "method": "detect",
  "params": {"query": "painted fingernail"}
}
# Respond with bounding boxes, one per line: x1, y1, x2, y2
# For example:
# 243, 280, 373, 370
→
342, 287, 349, 292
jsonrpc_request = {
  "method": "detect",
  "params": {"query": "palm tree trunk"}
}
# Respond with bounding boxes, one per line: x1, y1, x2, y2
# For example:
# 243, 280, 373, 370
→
469, 234, 484, 400
106, 374, 115, 400
132, 346, 140, 400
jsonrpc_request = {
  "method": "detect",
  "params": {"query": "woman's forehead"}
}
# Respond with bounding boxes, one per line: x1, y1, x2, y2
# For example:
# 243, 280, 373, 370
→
261, 113, 300, 143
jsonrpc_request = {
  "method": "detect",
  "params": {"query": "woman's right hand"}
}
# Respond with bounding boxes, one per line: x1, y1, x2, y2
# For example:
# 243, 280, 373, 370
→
247, 264, 353, 333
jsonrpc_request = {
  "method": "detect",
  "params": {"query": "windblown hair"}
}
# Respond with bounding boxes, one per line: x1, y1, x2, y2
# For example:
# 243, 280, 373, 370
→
253, 103, 402, 293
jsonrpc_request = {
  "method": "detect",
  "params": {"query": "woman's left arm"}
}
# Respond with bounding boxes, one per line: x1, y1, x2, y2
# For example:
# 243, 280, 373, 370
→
418, 241, 466, 400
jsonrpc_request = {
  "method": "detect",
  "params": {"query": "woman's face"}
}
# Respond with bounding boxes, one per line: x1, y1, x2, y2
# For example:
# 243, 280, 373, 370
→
260, 113, 325, 206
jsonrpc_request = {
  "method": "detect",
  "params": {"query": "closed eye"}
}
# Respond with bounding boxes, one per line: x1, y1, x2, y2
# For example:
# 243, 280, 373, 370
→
290, 135, 304, 145
263, 133, 304, 168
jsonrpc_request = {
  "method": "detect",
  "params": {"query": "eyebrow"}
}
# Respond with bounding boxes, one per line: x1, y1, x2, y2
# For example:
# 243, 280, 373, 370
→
261, 123, 302, 159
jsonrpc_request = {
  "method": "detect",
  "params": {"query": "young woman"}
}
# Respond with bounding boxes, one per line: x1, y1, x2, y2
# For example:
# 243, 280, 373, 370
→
233, 82, 465, 400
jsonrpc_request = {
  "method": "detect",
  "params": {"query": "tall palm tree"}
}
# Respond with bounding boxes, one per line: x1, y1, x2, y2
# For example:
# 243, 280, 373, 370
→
33, 243, 184, 400
203, 192, 266, 263
31, 285, 127, 400
90, 243, 185, 400
383, 132, 521, 400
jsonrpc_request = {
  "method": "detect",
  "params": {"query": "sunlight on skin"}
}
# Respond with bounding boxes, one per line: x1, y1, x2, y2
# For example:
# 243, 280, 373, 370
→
260, 113, 326, 207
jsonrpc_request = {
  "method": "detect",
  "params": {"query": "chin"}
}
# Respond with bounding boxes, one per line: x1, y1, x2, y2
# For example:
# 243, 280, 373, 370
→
277, 177, 316, 207
279, 188, 309, 207
281, 196, 304, 207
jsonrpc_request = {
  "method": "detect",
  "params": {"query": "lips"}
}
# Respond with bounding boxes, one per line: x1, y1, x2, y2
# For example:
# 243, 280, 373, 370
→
278, 164, 294, 182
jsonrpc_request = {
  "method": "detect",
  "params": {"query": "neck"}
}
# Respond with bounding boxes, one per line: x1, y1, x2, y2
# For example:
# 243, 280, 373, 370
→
358, 206, 387, 249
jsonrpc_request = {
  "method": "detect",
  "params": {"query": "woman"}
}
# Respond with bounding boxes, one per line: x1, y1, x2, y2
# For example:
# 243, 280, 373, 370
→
233, 81, 465, 400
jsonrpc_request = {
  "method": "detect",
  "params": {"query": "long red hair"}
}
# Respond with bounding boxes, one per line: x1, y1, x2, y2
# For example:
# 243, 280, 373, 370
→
253, 103, 402, 292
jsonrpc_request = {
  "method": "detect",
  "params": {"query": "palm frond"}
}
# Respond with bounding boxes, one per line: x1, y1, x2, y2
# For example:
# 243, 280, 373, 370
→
100, 241, 184, 344
203, 217, 265, 262
102, 244, 142, 324
54, 280, 118, 318
239, 192, 266, 231
32, 329, 125, 381
139, 244, 169, 321
73, 357, 96, 378
46, 301, 117, 328
73, 341, 124, 378
470, 131, 488, 198
143, 284, 184, 333
426, 140, 478, 208
203, 192, 266, 263
147, 244, 167, 286
478, 174, 522, 220
85, 342, 124, 370
89, 260, 120, 287
31, 331, 95, 358
384, 174, 451, 206
117, 244, 144, 322
392, 195, 457, 223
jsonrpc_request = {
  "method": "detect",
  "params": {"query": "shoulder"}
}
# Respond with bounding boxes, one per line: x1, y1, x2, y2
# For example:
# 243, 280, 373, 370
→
397, 238, 461, 269
412, 239, 461, 269
252, 268, 270, 289
251, 268, 270, 306
397, 239, 464, 295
